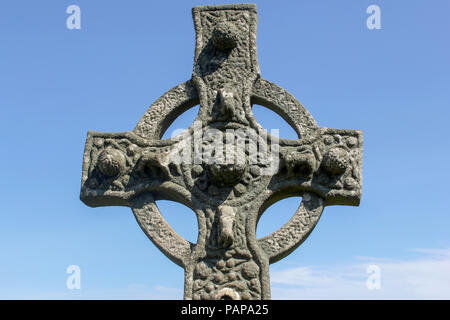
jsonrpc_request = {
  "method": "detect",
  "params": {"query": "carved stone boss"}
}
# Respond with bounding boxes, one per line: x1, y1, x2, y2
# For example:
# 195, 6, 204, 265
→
80, 4, 363, 300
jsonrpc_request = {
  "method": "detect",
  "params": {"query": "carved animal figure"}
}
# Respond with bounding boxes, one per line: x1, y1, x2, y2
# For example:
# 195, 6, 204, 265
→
138, 150, 181, 179
284, 146, 317, 177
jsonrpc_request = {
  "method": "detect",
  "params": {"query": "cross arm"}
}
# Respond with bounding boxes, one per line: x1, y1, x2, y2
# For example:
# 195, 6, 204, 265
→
80, 130, 188, 207
273, 127, 363, 206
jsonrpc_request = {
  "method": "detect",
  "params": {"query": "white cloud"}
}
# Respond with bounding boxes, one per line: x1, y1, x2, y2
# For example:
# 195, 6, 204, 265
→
271, 248, 450, 299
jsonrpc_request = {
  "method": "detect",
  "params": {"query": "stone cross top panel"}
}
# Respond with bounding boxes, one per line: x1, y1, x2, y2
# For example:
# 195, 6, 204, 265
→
80, 4, 363, 300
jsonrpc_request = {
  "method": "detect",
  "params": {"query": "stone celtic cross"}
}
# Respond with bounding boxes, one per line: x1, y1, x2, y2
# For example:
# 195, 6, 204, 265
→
80, 4, 363, 300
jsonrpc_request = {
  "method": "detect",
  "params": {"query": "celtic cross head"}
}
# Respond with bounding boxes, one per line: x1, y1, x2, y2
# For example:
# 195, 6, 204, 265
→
80, 4, 363, 300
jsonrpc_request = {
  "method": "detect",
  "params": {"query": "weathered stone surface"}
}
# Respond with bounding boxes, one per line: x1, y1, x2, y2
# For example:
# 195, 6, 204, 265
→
80, 4, 363, 300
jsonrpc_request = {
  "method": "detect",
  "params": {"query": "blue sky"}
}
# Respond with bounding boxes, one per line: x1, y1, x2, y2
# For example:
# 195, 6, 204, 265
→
1, 0, 449, 299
